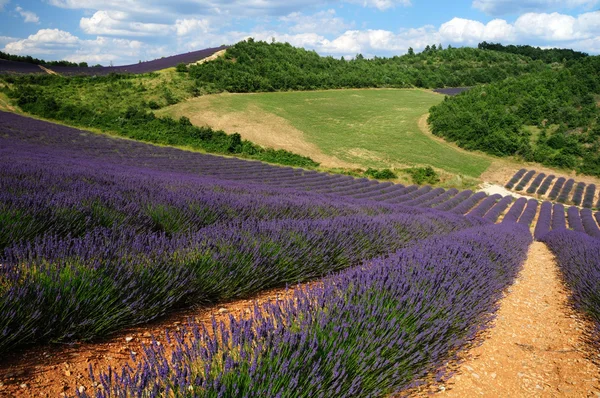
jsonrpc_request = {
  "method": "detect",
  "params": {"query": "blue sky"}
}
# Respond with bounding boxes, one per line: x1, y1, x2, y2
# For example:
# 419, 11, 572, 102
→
0, 0, 599, 65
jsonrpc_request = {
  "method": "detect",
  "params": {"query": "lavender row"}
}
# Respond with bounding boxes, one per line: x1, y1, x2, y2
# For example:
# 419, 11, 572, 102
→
571, 182, 586, 206
534, 201, 553, 240
517, 199, 539, 226
581, 209, 600, 239
548, 177, 566, 200
87, 223, 532, 397
566, 206, 585, 233
467, 194, 501, 218
1, 158, 391, 250
502, 197, 527, 223
542, 230, 600, 345
583, 184, 596, 208
515, 170, 536, 191
505, 169, 527, 189
557, 178, 575, 204
483, 196, 514, 223
1, 212, 483, 354
536, 175, 555, 195
526, 173, 546, 194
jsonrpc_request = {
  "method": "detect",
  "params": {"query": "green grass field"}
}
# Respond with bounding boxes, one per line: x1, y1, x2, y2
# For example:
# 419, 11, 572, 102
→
160, 89, 490, 177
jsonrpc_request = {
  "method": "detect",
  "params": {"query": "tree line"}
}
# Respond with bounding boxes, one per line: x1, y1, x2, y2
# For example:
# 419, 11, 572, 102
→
187, 39, 547, 92
428, 56, 600, 176
0, 51, 88, 67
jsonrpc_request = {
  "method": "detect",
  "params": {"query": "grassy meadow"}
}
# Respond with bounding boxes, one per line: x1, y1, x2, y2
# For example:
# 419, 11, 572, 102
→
159, 89, 491, 177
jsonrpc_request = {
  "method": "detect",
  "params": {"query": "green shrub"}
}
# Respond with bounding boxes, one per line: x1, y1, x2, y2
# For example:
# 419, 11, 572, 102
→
405, 166, 440, 185
365, 168, 397, 180
175, 63, 188, 73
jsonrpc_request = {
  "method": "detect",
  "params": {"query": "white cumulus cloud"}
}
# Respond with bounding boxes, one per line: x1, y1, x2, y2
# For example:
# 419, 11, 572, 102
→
2, 28, 155, 65
439, 18, 516, 44
514, 11, 600, 40
80, 10, 171, 36
15, 6, 39, 23
174, 18, 211, 36
280, 10, 352, 35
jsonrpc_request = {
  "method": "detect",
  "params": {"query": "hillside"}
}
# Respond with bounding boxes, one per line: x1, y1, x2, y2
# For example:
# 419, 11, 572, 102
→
0, 46, 227, 75
158, 89, 489, 177
2, 40, 598, 183
188, 39, 547, 91
429, 56, 600, 176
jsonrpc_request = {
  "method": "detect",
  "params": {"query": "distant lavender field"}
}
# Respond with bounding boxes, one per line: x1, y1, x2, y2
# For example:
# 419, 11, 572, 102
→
0, 46, 227, 76
433, 87, 472, 96
0, 59, 46, 74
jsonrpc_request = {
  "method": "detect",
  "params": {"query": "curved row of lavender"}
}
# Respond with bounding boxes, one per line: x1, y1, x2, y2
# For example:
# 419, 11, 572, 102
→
532, 200, 600, 241
506, 169, 599, 209
526, 172, 546, 194
1, 111, 506, 354
86, 223, 532, 397
505, 168, 527, 189
515, 170, 536, 191
542, 230, 600, 348
0, 46, 227, 76
537, 174, 555, 195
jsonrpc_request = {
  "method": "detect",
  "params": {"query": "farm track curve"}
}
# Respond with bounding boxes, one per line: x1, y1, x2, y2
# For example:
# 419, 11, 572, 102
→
412, 242, 600, 397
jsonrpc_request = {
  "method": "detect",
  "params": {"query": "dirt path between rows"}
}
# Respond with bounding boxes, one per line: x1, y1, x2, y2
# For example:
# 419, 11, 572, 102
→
416, 242, 600, 397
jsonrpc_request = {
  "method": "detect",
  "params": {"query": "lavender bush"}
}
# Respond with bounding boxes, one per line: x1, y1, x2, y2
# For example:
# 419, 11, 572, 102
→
557, 179, 575, 203
515, 170, 536, 191
566, 206, 585, 233
536, 175, 555, 195
502, 197, 527, 223
483, 196, 513, 223
518, 199, 539, 226
551, 203, 567, 231
583, 184, 596, 208
581, 209, 600, 239
542, 230, 600, 344
534, 201, 552, 240
571, 182, 586, 206
505, 169, 527, 190
468, 194, 501, 218
526, 173, 546, 194
87, 223, 532, 398
548, 177, 566, 200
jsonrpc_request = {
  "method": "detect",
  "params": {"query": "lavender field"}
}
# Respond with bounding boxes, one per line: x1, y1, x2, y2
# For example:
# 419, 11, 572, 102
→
0, 46, 227, 75
2, 111, 599, 396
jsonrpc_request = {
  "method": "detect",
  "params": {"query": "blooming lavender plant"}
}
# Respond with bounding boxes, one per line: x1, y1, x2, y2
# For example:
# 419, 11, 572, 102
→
86, 223, 532, 398
505, 169, 527, 189
526, 173, 546, 194
534, 201, 553, 240
583, 184, 596, 209
517, 199, 538, 226
542, 229, 600, 345
515, 170, 536, 191
581, 209, 600, 239
536, 175, 555, 195
502, 197, 527, 223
